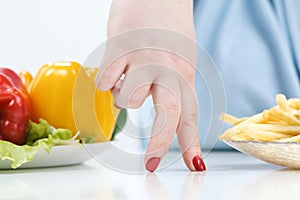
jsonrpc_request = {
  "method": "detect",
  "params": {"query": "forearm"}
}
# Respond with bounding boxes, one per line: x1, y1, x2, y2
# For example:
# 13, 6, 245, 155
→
108, 0, 195, 38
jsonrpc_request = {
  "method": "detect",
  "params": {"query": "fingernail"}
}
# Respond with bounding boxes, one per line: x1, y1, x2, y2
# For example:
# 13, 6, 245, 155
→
146, 157, 161, 172
193, 156, 206, 171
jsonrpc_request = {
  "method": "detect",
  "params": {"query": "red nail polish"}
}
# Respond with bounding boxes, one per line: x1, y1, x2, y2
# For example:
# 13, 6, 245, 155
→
146, 157, 161, 172
193, 156, 206, 171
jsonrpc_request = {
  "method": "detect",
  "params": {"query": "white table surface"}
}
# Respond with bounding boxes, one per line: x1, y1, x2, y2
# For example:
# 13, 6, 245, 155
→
1, 150, 299, 200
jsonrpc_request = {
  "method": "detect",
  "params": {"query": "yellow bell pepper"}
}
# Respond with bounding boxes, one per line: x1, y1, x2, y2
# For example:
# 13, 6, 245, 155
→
28, 61, 119, 142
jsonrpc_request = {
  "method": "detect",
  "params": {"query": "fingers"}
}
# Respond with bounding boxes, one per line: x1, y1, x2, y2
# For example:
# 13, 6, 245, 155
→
145, 79, 181, 172
113, 84, 151, 109
95, 56, 127, 91
112, 66, 153, 109
94, 48, 203, 172
177, 84, 205, 171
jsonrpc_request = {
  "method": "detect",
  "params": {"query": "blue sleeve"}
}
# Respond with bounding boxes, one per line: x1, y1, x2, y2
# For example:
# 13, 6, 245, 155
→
193, 0, 300, 149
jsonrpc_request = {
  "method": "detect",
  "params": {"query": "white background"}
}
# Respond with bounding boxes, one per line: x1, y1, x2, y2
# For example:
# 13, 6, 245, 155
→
0, 0, 143, 151
0, 0, 112, 74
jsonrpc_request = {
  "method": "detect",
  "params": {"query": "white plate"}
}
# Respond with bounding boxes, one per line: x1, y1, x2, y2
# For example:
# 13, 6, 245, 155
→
224, 140, 300, 169
0, 142, 113, 169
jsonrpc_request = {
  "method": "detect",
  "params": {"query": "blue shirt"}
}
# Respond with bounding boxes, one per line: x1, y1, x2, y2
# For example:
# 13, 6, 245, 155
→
193, 0, 300, 149
139, 0, 300, 150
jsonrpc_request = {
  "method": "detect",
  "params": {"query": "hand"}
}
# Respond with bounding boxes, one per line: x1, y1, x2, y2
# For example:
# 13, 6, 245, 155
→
95, 0, 206, 172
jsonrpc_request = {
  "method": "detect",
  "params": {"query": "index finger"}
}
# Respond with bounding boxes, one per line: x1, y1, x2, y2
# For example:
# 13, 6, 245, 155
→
144, 79, 181, 172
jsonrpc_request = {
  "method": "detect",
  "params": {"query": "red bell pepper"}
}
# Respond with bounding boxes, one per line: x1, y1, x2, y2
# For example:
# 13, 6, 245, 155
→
0, 68, 31, 145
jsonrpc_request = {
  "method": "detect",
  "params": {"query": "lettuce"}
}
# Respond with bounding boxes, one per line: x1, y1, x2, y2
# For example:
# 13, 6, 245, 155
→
0, 119, 79, 169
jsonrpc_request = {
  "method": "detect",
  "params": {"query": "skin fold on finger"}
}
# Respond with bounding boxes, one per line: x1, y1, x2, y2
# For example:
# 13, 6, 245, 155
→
112, 65, 154, 109
145, 80, 181, 172
113, 84, 151, 109
176, 83, 203, 171
95, 56, 127, 91
127, 85, 151, 109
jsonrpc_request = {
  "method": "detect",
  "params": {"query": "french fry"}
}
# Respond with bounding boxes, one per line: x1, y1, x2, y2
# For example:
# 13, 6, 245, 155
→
219, 94, 300, 143
242, 128, 290, 142
249, 124, 300, 136
288, 98, 300, 110
219, 113, 239, 125
234, 118, 248, 125
268, 107, 300, 125
219, 113, 263, 140
276, 135, 300, 143
276, 94, 290, 112
291, 110, 300, 119
262, 109, 269, 122
219, 113, 248, 125
230, 133, 252, 141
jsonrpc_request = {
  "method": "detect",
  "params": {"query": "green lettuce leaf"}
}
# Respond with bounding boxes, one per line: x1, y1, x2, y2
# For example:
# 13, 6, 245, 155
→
0, 119, 79, 169
25, 119, 53, 145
